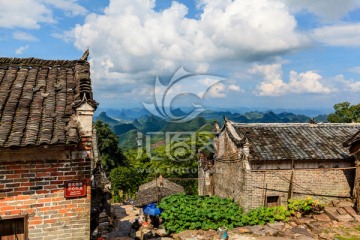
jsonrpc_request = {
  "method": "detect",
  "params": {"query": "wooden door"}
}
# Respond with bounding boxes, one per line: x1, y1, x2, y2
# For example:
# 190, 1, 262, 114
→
0, 217, 26, 240
266, 196, 280, 207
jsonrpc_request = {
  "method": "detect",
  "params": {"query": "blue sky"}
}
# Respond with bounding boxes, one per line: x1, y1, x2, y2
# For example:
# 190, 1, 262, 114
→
1, 0, 360, 112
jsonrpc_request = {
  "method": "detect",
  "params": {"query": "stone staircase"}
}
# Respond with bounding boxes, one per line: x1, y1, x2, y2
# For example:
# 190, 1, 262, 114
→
323, 199, 360, 222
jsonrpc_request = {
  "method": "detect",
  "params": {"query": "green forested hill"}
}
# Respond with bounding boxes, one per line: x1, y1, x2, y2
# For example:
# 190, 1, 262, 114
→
113, 123, 137, 135
95, 109, 328, 148
118, 129, 138, 149
95, 112, 120, 126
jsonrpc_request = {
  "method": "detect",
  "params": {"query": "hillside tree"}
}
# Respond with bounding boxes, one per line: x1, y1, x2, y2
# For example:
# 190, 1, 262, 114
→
327, 102, 360, 123
94, 120, 127, 173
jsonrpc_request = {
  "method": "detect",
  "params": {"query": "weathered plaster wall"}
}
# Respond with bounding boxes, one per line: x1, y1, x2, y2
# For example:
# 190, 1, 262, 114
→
0, 144, 92, 240
215, 130, 239, 161
198, 166, 206, 196
212, 129, 248, 208
213, 161, 248, 206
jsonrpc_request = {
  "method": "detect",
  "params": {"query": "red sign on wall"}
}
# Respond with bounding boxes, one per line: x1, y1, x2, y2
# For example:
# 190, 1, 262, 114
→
64, 180, 87, 198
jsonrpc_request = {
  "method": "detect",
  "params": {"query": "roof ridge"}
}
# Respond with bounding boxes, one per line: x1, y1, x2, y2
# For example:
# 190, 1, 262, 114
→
0, 57, 86, 67
232, 123, 360, 127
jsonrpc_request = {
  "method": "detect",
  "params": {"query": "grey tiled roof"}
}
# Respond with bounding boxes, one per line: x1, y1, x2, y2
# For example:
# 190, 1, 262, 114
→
0, 57, 97, 148
343, 129, 360, 147
232, 123, 360, 161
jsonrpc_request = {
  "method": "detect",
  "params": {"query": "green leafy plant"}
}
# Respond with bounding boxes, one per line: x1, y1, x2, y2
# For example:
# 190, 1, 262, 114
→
240, 206, 291, 226
287, 197, 323, 216
158, 194, 243, 233
159, 195, 325, 233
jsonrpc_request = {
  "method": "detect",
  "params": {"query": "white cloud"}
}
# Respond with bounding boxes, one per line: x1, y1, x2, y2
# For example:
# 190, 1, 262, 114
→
205, 82, 242, 98
334, 74, 360, 92
12, 31, 38, 41
0, 0, 53, 29
69, 0, 308, 90
283, 0, 360, 21
42, 0, 87, 16
196, 63, 209, 73
312, 23, 360, 46
199, 78, 222, 87
251, 63, 333, 96
346, 81, 360, 92
15, 45, 29, 55
207, 83, 226, 98
288, 71, 333, 94
0, 0, 86, 29
228, 84, 241, 91
348, 67, 360, 74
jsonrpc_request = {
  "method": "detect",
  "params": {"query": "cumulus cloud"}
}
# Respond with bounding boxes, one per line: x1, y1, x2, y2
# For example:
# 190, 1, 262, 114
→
250, 63, 333, 96
228, 84, 241, 91
283, 0, 360, 21
12, 31, 38, 41
15, 45, 29, 55
346, 81, 360, 92
207, 83, 226, 98
205, 82, 242, 98
0, 0, 53, 29
0, 0, 86, 29
334, 74, 360, 92
312, 23, 360, 46
69, 0, 308, 87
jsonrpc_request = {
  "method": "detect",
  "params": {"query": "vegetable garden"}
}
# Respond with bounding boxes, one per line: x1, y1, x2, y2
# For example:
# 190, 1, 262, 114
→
158, 194, 323, 233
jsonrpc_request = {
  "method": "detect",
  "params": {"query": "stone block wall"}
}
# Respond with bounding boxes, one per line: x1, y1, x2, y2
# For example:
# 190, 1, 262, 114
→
245, 168, 354, 210
0, 146, 91, 240
198, 166, 206, 196
213, 161, 247, 207
213, 160, 355, 211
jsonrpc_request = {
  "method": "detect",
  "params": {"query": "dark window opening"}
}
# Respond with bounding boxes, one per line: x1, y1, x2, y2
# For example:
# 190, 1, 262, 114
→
0, 215, 28, 240
266, 196, 280, 207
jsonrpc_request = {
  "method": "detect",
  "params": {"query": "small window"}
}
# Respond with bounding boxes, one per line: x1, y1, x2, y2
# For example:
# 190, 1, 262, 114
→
266, 196, 280, 207
0, 215, 28, 240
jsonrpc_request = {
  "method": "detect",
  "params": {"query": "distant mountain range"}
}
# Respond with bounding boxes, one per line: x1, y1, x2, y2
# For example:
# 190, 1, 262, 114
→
93, 109, 329, 149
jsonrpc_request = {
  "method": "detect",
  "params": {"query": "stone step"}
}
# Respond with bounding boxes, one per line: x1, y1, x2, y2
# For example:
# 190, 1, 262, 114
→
324, 206, 357, 222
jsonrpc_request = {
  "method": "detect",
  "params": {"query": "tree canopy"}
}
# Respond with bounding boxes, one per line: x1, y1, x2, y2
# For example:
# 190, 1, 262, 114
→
327, 102, 360, 123
94, 120, 126, 173
110, 166, 141, 195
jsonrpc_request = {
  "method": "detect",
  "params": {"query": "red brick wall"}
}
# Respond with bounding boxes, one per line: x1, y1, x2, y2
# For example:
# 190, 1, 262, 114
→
0, 146, 91, 239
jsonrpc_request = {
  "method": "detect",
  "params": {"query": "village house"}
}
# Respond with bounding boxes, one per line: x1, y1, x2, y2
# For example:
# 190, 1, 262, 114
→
343, 130, 360, 210
0, 53, 98, 239
199, 118, 360, 211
